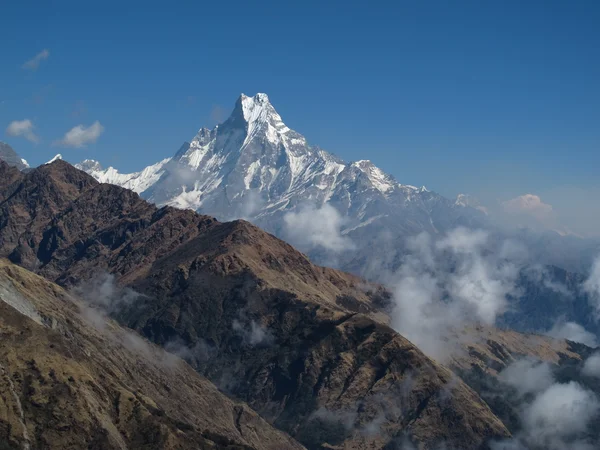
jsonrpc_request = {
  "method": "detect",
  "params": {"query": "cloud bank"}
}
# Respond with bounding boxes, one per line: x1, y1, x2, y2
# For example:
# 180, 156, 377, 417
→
283, 203, 355, 253
493, 359, 600, 450
389, 228, 523, 360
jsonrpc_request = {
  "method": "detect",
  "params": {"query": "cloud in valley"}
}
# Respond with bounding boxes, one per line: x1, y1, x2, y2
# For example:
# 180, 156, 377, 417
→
522, 382, 599, 449
283, 203, 355, 253
55, 121, 104, 148
389, 228, 523, 360
22, 49, 50, 70
74, 272, 144, 330
546, 321, 598, 347
583, 353, 600, 378
232, 318, 274, 347
6, 119, 39, 143
498, 359, 554, 396
493, 359, 600, 450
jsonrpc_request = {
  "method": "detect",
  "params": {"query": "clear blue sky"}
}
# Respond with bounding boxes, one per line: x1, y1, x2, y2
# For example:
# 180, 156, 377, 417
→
1, 0, 599, 203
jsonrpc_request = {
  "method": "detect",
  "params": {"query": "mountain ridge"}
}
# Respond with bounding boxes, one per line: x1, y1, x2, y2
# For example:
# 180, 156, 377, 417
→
0, 159, 512, 449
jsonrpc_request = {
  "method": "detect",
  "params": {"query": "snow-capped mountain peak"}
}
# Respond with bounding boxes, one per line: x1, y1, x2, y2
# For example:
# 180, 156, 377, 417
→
234, 92, 292, 149
76, 159, 103, 172
46, 154, 63, 164
351, 160, 400, 193
455, 193, 488, 214
74, 157, 171, 194
240, 93, 275, 123
77, 93, 485, 258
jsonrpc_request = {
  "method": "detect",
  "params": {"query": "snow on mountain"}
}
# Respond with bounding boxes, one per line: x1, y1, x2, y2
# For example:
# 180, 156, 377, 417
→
46, 154, 63, 164
455, 193, 488, 214
77, 93, 486, 268
74, 157, 172, 194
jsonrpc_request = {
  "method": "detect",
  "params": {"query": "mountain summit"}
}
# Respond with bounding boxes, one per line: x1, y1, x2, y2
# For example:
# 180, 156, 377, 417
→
76, 93, 485, 270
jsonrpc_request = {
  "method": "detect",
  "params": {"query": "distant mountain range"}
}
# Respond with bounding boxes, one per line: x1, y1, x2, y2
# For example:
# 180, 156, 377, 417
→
2, 95, 596, 276
70, 93, 486, 268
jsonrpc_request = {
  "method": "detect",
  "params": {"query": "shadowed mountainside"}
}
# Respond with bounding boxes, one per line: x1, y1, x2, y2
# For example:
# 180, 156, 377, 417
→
0, 258, 304, 450
0, 160, 511, 449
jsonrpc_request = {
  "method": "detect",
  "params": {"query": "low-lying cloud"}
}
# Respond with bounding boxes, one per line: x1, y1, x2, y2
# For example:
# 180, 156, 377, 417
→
283, 203, 355, 253
582, 353, 600, 378
74, 272, 143, 330
232, 318, 274, 347
547, 321, 598, 347
497, 359, 554, 396
389, 228, 522, 360
493, 359, 600, 450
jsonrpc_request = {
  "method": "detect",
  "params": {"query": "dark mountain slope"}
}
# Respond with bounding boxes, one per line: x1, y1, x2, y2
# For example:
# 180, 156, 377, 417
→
0, 160, 511, 449
0, 258, 304, 450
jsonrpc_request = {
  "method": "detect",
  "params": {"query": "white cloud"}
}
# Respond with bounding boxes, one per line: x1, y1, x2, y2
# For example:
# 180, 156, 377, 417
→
55, 121, 104, 148
22, 49, 50, 70
502, 194, 554, 222
583, 353, 600, 378
232, 319, 273, 347
547, 321, 598, 347
6, 119, 39, 143
498, 359, 554, 396
283, 203, 355, 253
495, 361, 600, 450
523, 382, 599, 449
390, 228, 522, 361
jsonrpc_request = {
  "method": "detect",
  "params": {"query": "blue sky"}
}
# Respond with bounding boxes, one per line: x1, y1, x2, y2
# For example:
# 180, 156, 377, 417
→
1, 0, 599, 215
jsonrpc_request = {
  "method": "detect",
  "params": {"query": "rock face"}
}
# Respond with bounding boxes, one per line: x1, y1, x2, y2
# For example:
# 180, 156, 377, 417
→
0, 142, 29, 170
0, 259, 304, 450
0, 160, 511, 449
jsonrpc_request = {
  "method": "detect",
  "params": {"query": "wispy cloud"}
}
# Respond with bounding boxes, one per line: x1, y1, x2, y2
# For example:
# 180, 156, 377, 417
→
5, 119, 39, 143
389, 228, 523, 361
493, 359, 600, 450
283, 203, 355, 253
22, 49, 50, 71
55, 121, 104, 148
582, 353, 600, 378
547, 320, 598, 347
